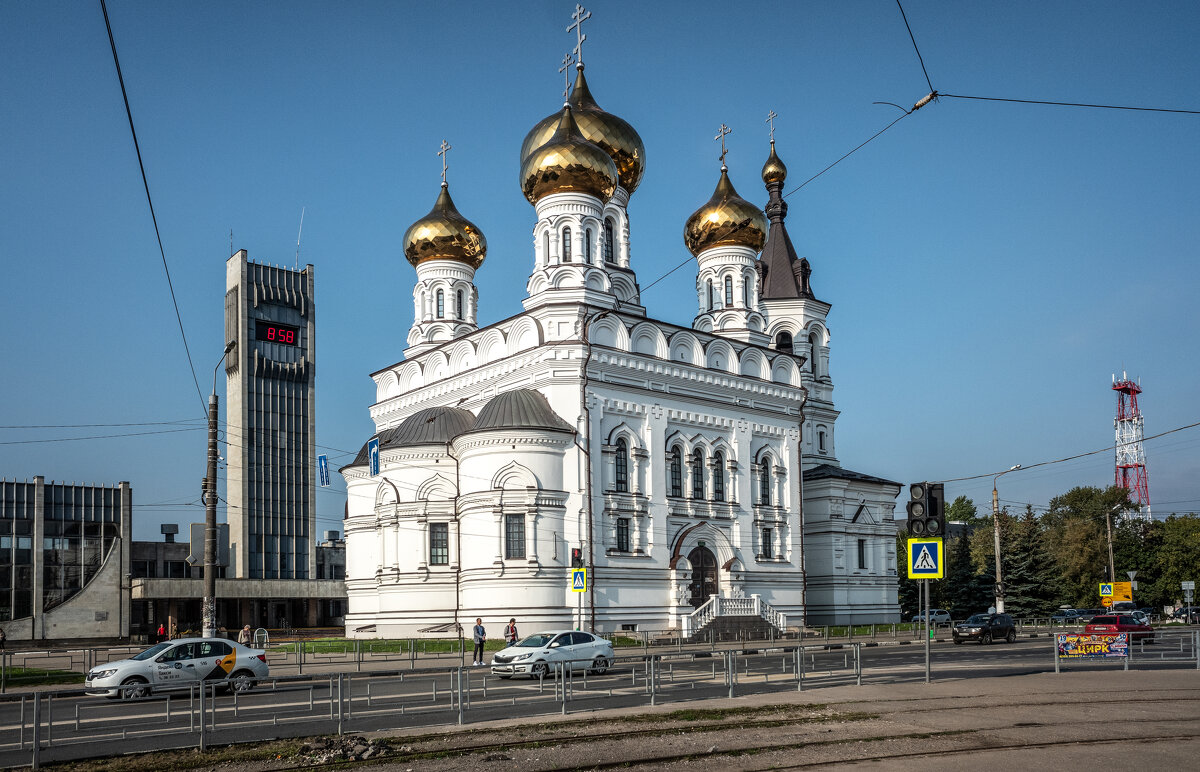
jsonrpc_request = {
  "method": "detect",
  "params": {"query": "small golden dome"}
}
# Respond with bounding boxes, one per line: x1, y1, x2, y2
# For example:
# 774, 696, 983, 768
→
683, 168, 768, 256
403, 184, 487, 269
521, 105, 618, 205
761, 141, 788, 185
520, 66, 646, 195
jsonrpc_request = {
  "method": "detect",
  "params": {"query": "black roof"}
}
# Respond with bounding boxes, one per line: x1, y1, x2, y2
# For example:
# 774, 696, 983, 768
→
343, 406, 476, 469
803, 463, 900, 488
469, 389, 574, 434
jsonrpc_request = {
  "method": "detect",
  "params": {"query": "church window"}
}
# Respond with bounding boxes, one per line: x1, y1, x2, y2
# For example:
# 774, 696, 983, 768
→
585, 228, 593, 264
562, 227, 572, 262
505, 514, 525, 559
857, 538, 868, 570
818, 430, 827, 453
617, 518, 630, 552
776, 331, 793, 354
758, 457, 771, 506
809, 333, 820, 376
436, 290, 444, 318
691, 449, 705, 499
543, 230, 550, 264
712, 451, 725, 501
724, 275, 733, 307
614, 438, 629, 492
430, 523, 449, 565
456, 290, 464, 321
604, 218, 615, 263
706, 280, 714, 311
669, 445, 683, 497
743, 276, 751, 307
762, 528, 773, 559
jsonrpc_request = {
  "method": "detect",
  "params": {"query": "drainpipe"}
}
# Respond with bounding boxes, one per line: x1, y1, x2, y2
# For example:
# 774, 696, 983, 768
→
579, 306, 616, 632
796, 387, 809, 627
448, 440, 461, 637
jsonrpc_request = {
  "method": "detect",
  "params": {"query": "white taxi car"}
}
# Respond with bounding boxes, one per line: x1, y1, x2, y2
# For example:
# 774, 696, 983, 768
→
490, 630, 614, 679
86, 637, 269, 698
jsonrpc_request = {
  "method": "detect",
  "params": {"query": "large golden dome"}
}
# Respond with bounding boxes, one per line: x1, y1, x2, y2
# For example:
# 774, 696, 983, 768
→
684, 168, 768, 256
520, 65, 645, 195
521, 105, 618, 205
403, 184, 487, 269
761, 141, 788, 185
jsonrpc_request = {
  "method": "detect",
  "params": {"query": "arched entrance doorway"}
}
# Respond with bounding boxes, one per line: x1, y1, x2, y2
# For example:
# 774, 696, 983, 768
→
687, 546, 718, 608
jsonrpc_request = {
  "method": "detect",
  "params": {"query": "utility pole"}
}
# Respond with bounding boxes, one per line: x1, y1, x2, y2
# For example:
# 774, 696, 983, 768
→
991, 465, 1021, 614
203, 341, 236, 638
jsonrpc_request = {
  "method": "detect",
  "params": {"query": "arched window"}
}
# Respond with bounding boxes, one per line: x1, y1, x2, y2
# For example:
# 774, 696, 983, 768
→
585, 228, 593, 264
758, 456, 771, 506
669, 445, 683, 497
809, 333, 820, 376
724, 275, 733, 307
456, 290, 464, 320
543, 230, 550, 264
776, 331, 793, 354
743, 276, 751, 307
713, 450, 725, 501
706, 279, 714, 311
603, 218, 615, 263
691, 449, 705, 499
436, 289, 445, 318
614, 438, 629, 492
562, 227, 572, 262
818, 429, 827, 453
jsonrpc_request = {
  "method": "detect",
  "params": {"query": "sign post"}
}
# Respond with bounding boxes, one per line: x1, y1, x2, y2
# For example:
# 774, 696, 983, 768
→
1183, 581, 1194, 616
907, 537, 943, 683
571, 568, 587, 631
317, 454, 330, 487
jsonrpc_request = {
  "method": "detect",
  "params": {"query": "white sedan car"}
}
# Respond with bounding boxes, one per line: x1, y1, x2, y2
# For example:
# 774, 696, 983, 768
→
490, 630, 614, 679
86, 637, 269, 698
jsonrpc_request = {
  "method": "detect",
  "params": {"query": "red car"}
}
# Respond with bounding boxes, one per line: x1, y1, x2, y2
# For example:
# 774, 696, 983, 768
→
1084, 614, 1155, 642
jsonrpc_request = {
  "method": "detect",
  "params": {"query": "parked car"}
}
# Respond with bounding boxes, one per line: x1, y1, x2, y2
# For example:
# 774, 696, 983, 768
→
1076, 608, 1107, 624
953, 613, 1017, 645
490, 630, 614, 679
1084, 614, 1155, 642
911, 609, 951, 624
1172, 606, 1200, 623
1051, 609, 1083, 623
86, 638, 269, 699
1111, 601, 1137, 613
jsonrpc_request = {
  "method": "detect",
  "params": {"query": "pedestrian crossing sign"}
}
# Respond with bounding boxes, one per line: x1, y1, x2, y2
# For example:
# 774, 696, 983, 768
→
571, 568, 587, 592
907, 538, 944, 579
1099, 583, 1113, 597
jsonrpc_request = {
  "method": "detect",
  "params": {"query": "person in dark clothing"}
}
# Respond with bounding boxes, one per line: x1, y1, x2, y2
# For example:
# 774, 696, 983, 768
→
472, 618, 486, 665
504, 618, 518, 646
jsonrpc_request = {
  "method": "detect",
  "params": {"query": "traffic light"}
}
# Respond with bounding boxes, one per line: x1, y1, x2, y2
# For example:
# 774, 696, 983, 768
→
907, 482, 946, 536
570, 548, 584, 568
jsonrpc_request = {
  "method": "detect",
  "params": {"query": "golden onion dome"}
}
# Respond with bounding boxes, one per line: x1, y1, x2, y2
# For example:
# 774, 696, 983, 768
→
683, 167, 768, 256
521, 105, 618, 205
520, 65, 646, 195
761, 141, 788, 185
403, 184, 487, 269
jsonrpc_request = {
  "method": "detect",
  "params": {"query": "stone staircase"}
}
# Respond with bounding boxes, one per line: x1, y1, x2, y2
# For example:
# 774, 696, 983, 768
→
681, 594, 787, 640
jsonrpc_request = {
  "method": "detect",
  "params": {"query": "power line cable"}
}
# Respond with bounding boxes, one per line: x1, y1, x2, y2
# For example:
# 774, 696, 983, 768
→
937, 92, 1200, 115
99, 0, 207, 417
0, 427, 204, 445
895, 0, 934, 94
0, 419, 205, 429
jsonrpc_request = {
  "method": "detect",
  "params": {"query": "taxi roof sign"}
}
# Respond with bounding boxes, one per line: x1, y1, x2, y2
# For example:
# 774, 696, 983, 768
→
907, 538, 944, 580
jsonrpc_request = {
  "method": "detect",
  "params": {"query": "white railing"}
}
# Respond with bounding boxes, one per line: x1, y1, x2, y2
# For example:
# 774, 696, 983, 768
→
682, 594, 787, 636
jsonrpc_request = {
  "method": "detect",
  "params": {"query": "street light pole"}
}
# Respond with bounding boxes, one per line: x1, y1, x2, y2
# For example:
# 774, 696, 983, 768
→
203, 340, 236, 639
1106, 503, 1121, 587
991, 464, 1021, 614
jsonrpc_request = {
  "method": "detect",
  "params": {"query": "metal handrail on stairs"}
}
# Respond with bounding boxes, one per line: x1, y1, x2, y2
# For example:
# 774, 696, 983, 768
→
682, 594, 787, 636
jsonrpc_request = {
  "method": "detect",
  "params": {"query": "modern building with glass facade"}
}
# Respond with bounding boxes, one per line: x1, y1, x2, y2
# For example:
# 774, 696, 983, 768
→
0, 476, 131, 641
224, 250, 317, 580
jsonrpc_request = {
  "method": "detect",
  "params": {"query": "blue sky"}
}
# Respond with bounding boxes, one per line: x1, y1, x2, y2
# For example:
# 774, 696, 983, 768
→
2, 1, 1197, 540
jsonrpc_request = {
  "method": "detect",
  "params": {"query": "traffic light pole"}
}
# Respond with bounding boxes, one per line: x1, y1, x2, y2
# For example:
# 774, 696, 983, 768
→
923, 579, 931, 684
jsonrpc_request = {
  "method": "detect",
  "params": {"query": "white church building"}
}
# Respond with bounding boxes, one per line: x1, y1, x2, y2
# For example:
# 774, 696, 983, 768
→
341, 49, 900, 638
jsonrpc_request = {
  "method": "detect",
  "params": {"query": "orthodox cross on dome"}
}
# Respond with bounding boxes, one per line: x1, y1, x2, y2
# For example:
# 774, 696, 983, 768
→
766, 110, 778, 143
715, 123, 731, 170
438, 140, 451, 185
559, 53, 574, 103
568, 4, 591, 67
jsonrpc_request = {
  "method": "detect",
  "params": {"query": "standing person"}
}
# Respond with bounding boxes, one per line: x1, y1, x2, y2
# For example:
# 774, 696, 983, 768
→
472, 618, 486, 666
238, 624, 253, 645
504, 618, 519, 646
156, 623, 165, 643
169, 620, 178, 640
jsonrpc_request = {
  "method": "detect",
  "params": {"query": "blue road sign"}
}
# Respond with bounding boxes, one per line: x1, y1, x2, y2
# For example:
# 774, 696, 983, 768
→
368, 437, 380, 477
907, 538, 944, 579
571, 568, 587, 592
317, 454, 330, 487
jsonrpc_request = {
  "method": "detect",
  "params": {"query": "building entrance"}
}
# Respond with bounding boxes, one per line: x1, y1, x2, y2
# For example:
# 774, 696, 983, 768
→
687, 546, 718, 608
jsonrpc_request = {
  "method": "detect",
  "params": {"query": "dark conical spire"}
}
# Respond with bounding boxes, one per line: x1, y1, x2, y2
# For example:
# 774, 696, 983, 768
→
758, 141, 814, 300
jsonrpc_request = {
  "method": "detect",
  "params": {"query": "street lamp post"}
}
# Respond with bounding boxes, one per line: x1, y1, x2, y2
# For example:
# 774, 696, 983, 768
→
203, 340, 236, 639
1106, 503, 1122, 587
991, 464, 1021, 614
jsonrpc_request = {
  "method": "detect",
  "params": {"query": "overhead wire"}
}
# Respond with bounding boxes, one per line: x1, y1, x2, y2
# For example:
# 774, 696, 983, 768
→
99, 0, 207, 417
937, 93, 1200, 115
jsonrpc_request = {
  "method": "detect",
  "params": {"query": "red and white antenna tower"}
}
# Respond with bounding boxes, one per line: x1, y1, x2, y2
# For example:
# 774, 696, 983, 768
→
1112, 372, 1150, 520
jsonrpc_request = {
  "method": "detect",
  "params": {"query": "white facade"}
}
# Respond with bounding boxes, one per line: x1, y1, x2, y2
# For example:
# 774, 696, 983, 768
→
341, 65, 899, 638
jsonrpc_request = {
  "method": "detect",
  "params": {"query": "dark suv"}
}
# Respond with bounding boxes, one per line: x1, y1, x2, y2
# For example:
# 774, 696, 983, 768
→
953, 613, 1017, 645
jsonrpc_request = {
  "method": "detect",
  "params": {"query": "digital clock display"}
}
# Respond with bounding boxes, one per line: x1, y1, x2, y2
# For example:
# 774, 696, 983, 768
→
255, 320, 299, 346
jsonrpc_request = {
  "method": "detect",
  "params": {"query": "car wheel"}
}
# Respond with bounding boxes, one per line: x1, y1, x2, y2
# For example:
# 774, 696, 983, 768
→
531, 661, 548, 679
980, 632, 991, 645
1006, 629, 1017, 644
591, 656, 610, 675
229, 670, 256, 693
120, 676, 149, 700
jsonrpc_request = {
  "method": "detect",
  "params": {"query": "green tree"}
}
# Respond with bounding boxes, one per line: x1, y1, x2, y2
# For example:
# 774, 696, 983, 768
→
897, 531, 920, 620
1004, 506, 1060, 616
1042, 486, 1130, 608
1149, 515, 1200, 609
944, 529, 992, 617
946, 495, 984, 528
